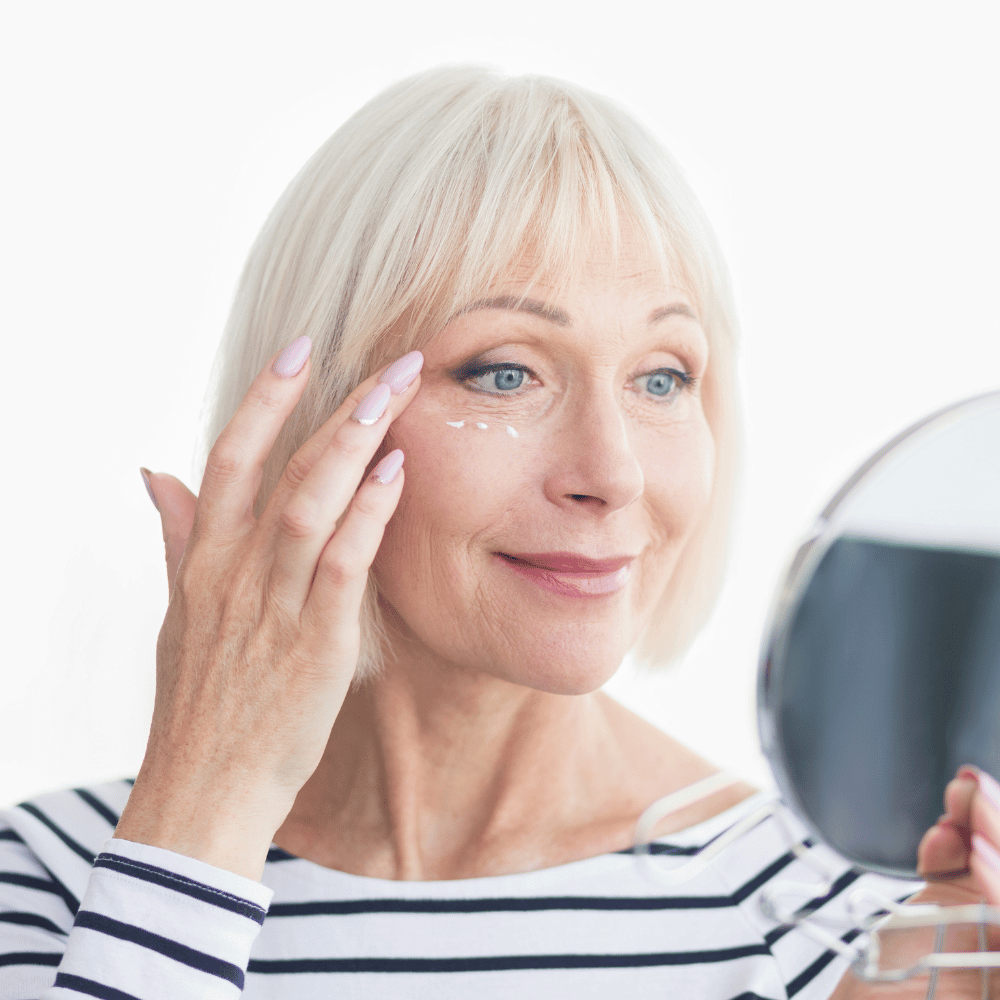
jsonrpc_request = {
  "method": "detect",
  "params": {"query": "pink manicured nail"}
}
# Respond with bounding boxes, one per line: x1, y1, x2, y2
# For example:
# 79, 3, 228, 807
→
272, 336, 312, 377
351, 383, 392, 426
378, 351, 424, 394
370, 449, 404, 484
139, 468, 158, 510
973, 833, 1000, 874
978, 770, 1000, 814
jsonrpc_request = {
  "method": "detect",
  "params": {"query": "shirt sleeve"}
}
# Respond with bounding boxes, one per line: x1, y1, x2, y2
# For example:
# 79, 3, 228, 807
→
0, 823, 272, 1000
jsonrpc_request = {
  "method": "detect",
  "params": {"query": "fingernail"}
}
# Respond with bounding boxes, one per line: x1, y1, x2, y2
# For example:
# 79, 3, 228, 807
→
973, 833, 1000, 874
958, 765, 980, 781
272, 336, 312, 377
140, 468, 158, 510
978, 770, 1000, 814
351, 382, 392, 425
370, 449, 404, 484
378, 351, 423, 394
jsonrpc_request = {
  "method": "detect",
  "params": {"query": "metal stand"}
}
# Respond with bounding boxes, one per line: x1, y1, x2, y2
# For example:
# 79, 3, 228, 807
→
632, 775, 997, 997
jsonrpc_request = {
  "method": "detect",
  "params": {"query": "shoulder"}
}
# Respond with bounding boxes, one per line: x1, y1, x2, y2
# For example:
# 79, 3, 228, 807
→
595, 692, 760, 834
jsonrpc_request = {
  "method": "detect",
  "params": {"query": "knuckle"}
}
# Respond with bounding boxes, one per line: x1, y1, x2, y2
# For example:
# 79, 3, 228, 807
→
316, 547, 358, 588
350, 489, 387, 524
331, 431, 368, 464
204, 441, 246, 485
279, 501, 319, 540
281, 450, 315, 490
245, 381, 286, 413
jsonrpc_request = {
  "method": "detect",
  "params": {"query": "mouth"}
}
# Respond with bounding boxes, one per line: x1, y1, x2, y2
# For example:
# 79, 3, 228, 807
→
496, 552, 634, 598
498, 551, 635, 574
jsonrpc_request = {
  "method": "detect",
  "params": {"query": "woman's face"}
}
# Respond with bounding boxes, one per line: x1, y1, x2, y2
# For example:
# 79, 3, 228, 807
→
375, 247, 715, 694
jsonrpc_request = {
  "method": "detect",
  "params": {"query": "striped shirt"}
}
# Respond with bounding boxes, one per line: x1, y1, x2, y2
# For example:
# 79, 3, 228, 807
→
0, 780, 922, 999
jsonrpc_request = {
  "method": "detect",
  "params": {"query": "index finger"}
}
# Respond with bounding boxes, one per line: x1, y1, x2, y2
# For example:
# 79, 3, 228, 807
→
194, 336, 313, 540
260, 350, 424, 520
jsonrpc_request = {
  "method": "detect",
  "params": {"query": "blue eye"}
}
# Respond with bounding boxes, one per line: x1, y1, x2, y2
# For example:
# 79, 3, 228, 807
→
463, 364, 529, 395
645, 371, 677, 396
635, 368, 693, 401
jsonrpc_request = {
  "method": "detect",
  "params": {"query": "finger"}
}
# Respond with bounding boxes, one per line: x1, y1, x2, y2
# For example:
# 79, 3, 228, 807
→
260, 350, 423, 524
266, 372, 417, 607
971, 833, 1000, 903
300, 452, 405, 651
942, 771, 978, 827
968, 770, 1000, 898
917, 818, 970, 879
195, 336, 313, 541
144, 472, 198, 594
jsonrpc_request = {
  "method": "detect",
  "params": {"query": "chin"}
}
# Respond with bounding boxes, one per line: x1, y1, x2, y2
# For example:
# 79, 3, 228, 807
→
503, 648, 627, 697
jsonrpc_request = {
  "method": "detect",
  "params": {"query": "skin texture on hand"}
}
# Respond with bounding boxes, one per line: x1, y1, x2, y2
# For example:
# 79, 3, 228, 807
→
116, 343, 423, 880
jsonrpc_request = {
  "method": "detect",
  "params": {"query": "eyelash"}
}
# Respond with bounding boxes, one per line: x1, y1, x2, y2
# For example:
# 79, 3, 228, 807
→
455, 362, 698, 402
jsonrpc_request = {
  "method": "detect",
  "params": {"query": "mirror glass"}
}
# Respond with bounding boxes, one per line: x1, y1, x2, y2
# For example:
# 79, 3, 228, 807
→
758, 391, 1000, 878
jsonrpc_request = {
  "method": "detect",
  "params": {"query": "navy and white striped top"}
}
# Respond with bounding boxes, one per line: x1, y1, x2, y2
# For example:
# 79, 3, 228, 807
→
0, 779, 921, 999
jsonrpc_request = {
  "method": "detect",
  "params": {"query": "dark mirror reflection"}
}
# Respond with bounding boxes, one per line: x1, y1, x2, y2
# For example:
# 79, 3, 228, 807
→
761, 392, 1000, 879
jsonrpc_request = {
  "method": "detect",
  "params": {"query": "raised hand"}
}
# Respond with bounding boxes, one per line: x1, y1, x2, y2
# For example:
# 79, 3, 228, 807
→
117, 337, 423, 880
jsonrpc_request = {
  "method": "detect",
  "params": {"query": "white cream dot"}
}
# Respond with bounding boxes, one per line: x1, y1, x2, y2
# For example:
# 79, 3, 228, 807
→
476, 422, 488, 430
446, 420, 464, 428
506, 425, 519, 438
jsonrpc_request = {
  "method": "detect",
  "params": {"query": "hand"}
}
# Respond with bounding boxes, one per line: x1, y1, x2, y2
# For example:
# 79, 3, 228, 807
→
116, 339, 423, 880
832, 766, 1000, 998
917, 766, 1000, 904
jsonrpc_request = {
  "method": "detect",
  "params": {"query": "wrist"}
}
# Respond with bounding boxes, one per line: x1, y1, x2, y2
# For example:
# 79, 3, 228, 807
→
115, 768, 291, 881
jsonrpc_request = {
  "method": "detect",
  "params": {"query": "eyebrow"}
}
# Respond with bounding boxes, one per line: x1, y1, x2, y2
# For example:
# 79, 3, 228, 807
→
455, 296, 697, 327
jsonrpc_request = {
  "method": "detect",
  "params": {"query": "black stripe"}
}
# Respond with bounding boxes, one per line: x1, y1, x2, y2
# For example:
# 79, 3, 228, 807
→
0, 869, 79, 917
764, 869, 864, 947
728, 994, 775, 1000
92, 854, 265, 924
55, 972, 143, 1000
266, 844, 811, 918
268, 892, 745, 917
248, 944, 772, 974
0, 950, 62, 968
730, 848, 800, 904
36, 858, 82, 917
122, 778, 136, 786
784, 891, 914, 998
267, 846, 298, 862
74, 788, 120, 828
785, 927, 861, 997
0, 910, 66, 934
17, 803, 95, 864
75, 910, 244, 987
0, 829, 24, 843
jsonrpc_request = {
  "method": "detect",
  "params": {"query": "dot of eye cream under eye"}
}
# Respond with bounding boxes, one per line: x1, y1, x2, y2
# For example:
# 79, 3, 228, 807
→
506, 425, 518, 438
476, 422, 488, 430
446, 420, 464, 428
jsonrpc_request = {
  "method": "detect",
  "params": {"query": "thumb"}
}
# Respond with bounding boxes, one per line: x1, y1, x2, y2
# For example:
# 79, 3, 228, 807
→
140, 468, 197, 595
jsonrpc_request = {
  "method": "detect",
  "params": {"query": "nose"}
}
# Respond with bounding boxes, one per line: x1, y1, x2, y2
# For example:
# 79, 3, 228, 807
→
543, 387, 644, 514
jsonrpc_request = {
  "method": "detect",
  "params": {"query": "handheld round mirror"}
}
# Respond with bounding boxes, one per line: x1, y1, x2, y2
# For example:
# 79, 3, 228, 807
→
758, 390, 1000, 879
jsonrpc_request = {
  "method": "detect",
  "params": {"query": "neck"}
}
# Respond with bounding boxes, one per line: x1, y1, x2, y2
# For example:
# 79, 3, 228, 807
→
273, 627, 744, 880
274, 637, 646, 880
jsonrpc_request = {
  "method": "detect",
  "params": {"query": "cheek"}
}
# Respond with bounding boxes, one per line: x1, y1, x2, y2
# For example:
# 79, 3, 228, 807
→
376, 406, 535, 575
642, 419, 716, 536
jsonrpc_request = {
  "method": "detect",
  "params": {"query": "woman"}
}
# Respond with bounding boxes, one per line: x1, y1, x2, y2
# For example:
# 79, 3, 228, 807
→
2, 65, 998, 1000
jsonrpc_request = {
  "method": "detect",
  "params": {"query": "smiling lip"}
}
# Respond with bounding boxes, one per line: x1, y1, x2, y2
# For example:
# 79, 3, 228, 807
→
499, 551, 635, 573
496, 551, 634, 598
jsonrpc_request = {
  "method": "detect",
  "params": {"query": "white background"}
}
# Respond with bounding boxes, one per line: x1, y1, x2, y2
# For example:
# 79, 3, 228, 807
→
2, 2, 998, 808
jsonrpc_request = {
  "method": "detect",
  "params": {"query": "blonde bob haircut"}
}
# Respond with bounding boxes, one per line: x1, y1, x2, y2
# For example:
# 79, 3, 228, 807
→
205, 64, 743, 682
